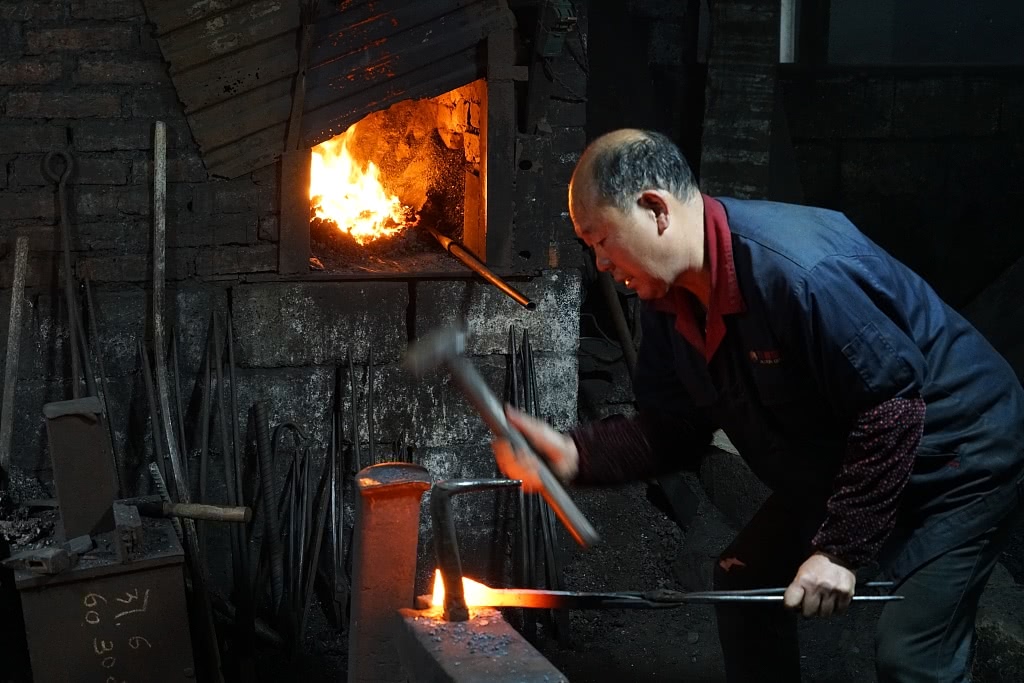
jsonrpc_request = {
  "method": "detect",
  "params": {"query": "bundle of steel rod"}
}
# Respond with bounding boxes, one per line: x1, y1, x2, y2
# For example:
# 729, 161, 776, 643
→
504, 325, 571, 645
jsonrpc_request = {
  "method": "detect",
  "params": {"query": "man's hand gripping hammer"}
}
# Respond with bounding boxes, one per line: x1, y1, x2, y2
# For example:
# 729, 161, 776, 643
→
405, 326, 600, 547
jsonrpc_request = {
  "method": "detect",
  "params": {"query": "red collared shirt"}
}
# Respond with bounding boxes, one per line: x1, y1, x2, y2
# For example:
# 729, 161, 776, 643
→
652, 194, 745, 362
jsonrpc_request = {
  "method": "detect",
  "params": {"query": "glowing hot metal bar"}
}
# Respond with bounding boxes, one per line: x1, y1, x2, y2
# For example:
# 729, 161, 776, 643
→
430, 571, 903, 611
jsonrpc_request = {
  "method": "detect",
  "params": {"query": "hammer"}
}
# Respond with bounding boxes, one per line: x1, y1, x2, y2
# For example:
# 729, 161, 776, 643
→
405, 326, 599, 547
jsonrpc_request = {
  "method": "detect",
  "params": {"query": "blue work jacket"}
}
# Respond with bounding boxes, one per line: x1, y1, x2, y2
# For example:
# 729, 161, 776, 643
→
635, 198, 1024, 579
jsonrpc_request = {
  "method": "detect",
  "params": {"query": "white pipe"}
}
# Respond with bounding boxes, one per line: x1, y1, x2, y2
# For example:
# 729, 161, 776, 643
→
780, 0, 797, 63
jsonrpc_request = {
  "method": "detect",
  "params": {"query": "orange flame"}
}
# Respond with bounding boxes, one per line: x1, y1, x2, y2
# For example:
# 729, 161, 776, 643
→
310, 123, 415, 245
430, 569, 496, 609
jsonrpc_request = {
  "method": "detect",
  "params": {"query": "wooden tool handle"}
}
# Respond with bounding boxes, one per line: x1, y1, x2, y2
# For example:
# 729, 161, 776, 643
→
167, 502, 251, 523
140, 501, 252, 523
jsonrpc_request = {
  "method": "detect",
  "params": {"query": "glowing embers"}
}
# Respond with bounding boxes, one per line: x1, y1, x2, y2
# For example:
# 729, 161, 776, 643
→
310, 122, 419, 245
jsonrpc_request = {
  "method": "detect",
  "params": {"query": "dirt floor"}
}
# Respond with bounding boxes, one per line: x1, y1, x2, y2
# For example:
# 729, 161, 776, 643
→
530, 482, 881, 683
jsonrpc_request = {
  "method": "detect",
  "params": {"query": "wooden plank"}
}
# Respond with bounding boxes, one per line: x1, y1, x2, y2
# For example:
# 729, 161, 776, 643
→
142, 0, 257, 36
190, 76, 293, 152
278, 148, 312, 273
484, 28, 515, 267
304, 9, 508, 105
199, 49, 479, 178
204, 121, 288, 178
310, 0, 506, 66
163, 1, 298, 74
301, 47, 481, 148
310, 0, 482, 63
173, 32, 298, 113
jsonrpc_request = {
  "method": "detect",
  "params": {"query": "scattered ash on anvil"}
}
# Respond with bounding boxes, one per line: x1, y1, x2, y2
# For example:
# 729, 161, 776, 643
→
412, 607, 515, 657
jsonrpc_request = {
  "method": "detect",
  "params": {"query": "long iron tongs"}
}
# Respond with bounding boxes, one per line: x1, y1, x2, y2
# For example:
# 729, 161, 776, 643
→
464, 581, 902, 610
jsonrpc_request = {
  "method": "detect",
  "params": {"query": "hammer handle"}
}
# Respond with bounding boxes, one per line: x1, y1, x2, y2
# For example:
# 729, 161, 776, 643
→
451, 358, 600, 547
508, 429, 600, 547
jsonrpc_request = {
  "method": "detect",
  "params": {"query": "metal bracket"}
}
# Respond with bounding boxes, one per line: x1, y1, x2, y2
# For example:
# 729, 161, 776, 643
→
430, 478, 520, 622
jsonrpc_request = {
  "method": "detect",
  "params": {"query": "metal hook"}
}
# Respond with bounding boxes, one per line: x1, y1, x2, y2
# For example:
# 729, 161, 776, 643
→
42, 150, 75, 186
430, 478, 521, 621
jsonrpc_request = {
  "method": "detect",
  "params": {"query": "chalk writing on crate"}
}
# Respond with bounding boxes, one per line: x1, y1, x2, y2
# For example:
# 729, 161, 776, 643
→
82, 588, 154, 682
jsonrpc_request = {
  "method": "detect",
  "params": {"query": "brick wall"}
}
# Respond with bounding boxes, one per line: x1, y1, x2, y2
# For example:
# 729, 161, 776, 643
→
0, 0, 591, 597
782, 66, 1024, 308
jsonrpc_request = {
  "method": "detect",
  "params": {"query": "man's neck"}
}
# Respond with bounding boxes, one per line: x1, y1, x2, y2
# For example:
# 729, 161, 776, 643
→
676, 260, 712, 309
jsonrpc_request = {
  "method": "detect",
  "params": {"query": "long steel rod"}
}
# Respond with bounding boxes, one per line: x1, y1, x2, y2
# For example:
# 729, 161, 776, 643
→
44, 150, 83, 399
428, 227, 536, 310
0, 237, 29, 480
150, 121, 223, 682
254, 401, 285, 614
366, 346, 375, 466
455, 587, 904, 609
170, 330, 189, 489
347, 349, 361, 473
84, 279, 123, 496
139, 340, 167, 484
198, 322, 213, 561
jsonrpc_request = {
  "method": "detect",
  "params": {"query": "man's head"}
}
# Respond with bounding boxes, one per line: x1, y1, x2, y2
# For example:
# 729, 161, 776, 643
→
569, 129, 704, 300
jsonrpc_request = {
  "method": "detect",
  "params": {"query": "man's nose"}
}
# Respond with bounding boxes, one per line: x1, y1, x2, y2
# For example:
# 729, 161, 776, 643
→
594, 253, 612, 272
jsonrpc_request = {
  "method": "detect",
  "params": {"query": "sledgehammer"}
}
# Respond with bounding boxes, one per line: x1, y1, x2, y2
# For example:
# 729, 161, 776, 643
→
404, 326, 600, 547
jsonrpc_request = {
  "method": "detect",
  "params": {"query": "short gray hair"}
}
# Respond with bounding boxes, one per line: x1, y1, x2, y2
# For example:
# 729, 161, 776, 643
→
587, 130, 698, 211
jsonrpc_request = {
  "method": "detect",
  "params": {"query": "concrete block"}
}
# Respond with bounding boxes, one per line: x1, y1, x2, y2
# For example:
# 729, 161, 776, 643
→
25, 25, 138, 54
0, 189, 54, 220
168, 213, 257, 248
10, 155, 130, 187
414, 269, 582, 356
194, 244, 275, 276
76, 219, 149, 252
77, 254, 149, 281
231, 282, 408, 367
0, 58, 62, 85
71, 0, 144, 20
130, 89, 184, 118
6, 91, 123, 119
0, 124, 66, 155
169, 284, 229, 376
74, 57, 166, 84
74, 120, 154, 151
0, 1, 63, 20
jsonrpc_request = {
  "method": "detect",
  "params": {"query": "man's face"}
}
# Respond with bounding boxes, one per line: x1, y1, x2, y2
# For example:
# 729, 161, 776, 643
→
572, 197, 673, 301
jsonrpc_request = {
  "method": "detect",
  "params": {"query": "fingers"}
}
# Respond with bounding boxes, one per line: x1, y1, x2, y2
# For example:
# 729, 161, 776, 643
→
504, 405, 579, 482
506, 406, 564, 453
783, 583, 804, 612
786, 554, 857, 618
492, 437, 543, 492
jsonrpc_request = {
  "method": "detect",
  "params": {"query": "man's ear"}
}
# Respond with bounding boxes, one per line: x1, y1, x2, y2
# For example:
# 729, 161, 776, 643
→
637, 190, 670, 234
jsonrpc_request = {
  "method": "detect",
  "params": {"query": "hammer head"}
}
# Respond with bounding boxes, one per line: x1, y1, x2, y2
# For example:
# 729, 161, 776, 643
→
403, 326, 468, 377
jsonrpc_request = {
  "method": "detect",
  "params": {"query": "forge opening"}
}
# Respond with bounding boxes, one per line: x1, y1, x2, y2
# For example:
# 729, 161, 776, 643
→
308, 79, 486, 273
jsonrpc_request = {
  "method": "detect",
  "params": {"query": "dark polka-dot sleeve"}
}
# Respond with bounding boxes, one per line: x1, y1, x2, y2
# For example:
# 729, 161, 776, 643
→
811, 395, 926, 568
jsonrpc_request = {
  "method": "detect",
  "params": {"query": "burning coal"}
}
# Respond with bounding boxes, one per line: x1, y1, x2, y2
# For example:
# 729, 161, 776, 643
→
310, 122, 419, 245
